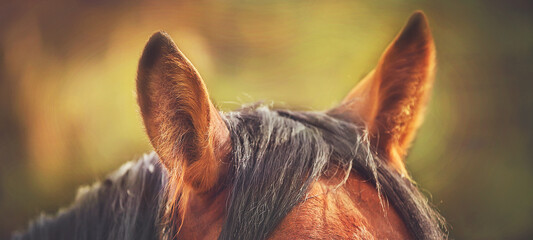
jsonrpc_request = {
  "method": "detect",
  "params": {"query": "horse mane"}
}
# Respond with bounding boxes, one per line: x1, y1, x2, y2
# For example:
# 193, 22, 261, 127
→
12, 153, 168, 240
214, 104, 446, 239
13, 104, 446, 240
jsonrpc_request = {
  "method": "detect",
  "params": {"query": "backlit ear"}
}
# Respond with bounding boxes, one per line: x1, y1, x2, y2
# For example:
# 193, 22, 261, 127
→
137, 31, 230, 192
329, 12, 436, 175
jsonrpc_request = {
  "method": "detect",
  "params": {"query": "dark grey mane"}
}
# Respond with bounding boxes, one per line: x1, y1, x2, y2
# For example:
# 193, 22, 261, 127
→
12, 153, 168, 240
217, 105, 446, 240
13, 105, 445, 240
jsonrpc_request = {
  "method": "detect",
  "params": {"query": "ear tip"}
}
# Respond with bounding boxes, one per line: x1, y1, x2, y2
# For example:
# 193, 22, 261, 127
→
406, 10, 429, 29
410, 11, 428, 23
149, 31, 173, 45
147, 30, 178, 52
139, 31, 177, 71
393, 11, 433, 48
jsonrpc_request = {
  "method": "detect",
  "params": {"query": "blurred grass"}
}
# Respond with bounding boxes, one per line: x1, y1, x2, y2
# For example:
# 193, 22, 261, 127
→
1, 0, 532, 239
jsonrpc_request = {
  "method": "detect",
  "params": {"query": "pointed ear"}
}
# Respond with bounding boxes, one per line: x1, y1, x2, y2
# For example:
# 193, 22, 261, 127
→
329, 12, 436, 175
137, 31, 231, 192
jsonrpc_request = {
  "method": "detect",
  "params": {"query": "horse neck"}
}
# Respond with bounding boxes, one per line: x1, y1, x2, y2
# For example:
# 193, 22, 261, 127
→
13, 153, 167, 240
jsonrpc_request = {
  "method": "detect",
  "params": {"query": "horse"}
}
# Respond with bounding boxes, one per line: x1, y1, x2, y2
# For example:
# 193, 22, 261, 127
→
12, 11, 446, 240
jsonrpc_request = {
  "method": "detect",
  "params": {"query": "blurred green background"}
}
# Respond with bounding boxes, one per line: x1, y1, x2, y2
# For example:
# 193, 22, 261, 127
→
1, 0, 532, 239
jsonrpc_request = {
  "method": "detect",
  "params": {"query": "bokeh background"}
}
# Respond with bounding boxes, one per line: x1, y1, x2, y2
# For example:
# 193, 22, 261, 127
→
1, 0, 532, 239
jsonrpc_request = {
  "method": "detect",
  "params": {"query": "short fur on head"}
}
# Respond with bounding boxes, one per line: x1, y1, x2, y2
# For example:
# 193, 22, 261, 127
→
13, 11, 446, 240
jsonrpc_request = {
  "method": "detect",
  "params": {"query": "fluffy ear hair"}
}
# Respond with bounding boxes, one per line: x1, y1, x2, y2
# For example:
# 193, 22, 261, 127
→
329, 11, 436, 176
137, 31, 230, 192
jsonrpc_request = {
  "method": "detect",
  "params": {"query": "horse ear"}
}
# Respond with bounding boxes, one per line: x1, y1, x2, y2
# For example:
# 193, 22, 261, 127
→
329, 11, 435, 176
137, 31, 230, 192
